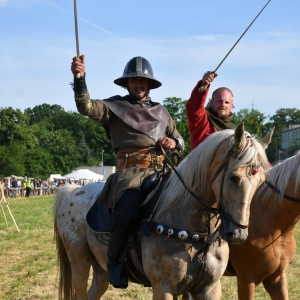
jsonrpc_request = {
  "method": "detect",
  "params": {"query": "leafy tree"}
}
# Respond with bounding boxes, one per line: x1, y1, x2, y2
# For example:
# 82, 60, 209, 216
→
0, 143, 26, 176
82, 118, 114, 165
163, 97, 190, 157
25, 104, 66, 127
42, 129, 79, 174
24, 147, 55, 179
287, 138, 300, 157
0, 107, 39, 149
233, 109, 269, 139
77, 137, 93, 165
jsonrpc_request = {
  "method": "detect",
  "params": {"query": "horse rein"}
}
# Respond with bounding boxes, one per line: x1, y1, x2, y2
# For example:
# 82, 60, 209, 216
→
210, 146, 250, 230
265, 180, 300, 203
160, 145, 218, 215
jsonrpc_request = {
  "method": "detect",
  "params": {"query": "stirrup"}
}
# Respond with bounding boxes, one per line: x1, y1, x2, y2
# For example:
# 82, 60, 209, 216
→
108, 261, 128, 289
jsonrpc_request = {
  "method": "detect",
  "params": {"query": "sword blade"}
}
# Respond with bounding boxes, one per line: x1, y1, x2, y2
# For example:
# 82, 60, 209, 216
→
73, 0, 81, 78
74, 0, 80, 57
198, 0, 271, 92
213, 0, 271, 73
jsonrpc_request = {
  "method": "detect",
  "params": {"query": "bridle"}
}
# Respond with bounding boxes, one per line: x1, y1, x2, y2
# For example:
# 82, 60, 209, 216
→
162, 143, 253, 229
209, 146, 250, 229
265, 180, 300, 203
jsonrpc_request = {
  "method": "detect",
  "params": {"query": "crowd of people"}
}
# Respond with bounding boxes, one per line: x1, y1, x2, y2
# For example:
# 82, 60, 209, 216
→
0, 176, 102, 199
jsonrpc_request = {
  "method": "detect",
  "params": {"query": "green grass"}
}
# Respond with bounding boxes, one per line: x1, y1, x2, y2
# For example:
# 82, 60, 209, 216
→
0, 195, 299, 299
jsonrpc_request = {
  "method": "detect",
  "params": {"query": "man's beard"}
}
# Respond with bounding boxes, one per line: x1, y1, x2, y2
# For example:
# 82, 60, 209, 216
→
129, 90, 149, 101
217, 110, 231, 121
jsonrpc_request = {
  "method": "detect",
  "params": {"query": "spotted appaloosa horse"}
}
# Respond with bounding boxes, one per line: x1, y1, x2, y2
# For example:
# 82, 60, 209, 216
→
54, 123, 272, 300
223, 151, 300, 300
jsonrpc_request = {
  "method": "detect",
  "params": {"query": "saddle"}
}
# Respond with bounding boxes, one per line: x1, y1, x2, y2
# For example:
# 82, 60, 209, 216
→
86, 170, 169, 286
86, 169, 167, 233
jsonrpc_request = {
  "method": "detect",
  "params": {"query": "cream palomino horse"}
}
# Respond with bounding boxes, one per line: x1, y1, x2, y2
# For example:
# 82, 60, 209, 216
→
54, 123, 271, 300
224, 151, 300, 300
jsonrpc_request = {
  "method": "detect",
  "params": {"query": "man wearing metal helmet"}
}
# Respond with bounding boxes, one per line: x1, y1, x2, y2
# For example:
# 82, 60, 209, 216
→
71, 55, 184, 289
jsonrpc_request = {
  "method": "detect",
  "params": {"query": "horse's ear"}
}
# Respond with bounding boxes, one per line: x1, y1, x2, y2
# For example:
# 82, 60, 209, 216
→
259, 127, 275, 149
234, 122, 245, 149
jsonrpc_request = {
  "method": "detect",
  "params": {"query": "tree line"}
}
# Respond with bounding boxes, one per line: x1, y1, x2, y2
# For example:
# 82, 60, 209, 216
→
0, 99, 299, 179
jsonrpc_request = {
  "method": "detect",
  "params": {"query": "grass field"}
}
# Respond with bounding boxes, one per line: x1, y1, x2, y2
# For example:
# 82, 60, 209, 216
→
0, 195, 299, 299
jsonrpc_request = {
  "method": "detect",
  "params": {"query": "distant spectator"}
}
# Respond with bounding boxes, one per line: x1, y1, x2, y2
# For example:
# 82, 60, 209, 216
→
22, 179, 26, 196
42, 180, 50, 195
57, 180, 64, 188
24, 176, 31, 198
11, 177, 18, 188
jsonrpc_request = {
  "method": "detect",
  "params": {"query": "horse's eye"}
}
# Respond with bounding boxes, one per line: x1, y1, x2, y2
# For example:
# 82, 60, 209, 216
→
229, 174, 239, 183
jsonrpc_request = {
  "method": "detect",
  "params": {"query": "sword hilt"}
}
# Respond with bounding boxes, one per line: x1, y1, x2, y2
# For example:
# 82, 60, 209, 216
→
198, 83, 208, 93
198, 71, 217, 93
74, 56, 81, 79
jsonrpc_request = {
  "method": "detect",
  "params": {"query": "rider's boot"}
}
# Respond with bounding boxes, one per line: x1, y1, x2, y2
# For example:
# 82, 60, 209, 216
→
107, 189, 141, 289
107, 220, 132, 288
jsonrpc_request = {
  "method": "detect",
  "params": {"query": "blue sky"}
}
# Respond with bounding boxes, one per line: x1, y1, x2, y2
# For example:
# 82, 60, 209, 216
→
1, 0, 300, 117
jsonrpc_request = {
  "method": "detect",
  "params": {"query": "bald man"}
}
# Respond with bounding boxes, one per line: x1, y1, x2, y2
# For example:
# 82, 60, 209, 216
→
186, 71, 236, 150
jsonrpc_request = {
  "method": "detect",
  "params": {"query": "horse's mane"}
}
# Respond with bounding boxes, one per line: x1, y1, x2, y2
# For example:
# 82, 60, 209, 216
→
260, 151, 300, 203
155, 129, 269, 219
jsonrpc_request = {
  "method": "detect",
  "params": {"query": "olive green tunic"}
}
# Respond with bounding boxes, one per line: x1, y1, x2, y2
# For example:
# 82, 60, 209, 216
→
74, 88, 184, 207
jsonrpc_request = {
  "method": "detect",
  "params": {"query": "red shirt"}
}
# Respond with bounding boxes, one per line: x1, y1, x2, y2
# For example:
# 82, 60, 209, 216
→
186, 81, 217, 150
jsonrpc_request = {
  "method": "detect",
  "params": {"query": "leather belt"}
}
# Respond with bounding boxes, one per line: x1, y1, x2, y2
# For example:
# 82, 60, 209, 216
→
116, 147, 164, 171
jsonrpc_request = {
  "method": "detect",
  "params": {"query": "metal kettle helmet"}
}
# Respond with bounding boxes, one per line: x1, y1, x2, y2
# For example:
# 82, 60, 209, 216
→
114, 56, 162, 89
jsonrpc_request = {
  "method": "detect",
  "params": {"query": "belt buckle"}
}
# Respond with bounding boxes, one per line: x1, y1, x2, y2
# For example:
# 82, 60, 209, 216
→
148, 147, 156, 155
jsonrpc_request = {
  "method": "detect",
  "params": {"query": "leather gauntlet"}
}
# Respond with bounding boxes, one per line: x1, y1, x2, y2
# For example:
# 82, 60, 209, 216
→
72, 73, 87, 94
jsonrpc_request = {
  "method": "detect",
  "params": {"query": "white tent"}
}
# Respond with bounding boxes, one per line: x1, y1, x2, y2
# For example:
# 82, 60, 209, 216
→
5, 175, 24, 180
49, 174, 65, 181
63, 169, 104, 181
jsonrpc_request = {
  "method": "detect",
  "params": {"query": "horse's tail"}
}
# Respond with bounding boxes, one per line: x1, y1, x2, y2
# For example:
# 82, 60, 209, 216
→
53, 185, 80, 300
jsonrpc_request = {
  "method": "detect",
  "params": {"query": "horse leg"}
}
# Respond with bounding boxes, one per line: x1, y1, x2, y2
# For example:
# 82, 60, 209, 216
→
70, 256, 92, 300
262, 273, 289, 300
189, 280, 221, 300
151, 291, 174, 300
237, 279, 255, 300
65, 240, 96, 300
87, 257, 109, 300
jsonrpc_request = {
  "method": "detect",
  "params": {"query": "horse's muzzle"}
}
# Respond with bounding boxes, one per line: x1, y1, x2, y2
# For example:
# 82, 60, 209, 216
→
219, 217, 249, 244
